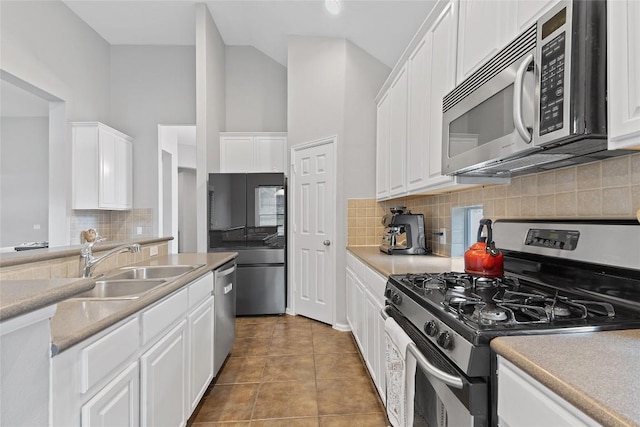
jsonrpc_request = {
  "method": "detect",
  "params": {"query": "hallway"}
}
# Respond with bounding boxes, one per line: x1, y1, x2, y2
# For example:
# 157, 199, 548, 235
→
190, 314, 388, 426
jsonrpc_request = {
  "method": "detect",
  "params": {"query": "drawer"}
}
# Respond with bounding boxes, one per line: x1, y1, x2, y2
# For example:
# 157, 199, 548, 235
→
188, 272, 214, 309
80, 317, 139, 393
141, 288, 188, 345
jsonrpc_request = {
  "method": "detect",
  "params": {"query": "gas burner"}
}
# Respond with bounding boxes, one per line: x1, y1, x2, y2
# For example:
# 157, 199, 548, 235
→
473, 304, 508, 324
545, 303, 572, 317
402, 273, 444, 290
475, 277, 499, 289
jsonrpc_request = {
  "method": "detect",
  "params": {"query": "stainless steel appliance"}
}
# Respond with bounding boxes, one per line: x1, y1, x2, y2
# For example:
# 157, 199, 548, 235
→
213, 261, 236, 375
208, 173, 286, 315
380, 208, 429, 255
383, 219, 640, 426
442, 0, 629, 178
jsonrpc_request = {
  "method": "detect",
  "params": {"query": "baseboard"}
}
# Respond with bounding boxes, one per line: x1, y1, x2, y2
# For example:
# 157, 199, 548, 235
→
332, 322, 350, 332
285, 307, 296, 316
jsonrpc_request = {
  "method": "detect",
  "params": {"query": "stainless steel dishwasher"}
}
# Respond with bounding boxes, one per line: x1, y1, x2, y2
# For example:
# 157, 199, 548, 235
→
213, 260, 236, 376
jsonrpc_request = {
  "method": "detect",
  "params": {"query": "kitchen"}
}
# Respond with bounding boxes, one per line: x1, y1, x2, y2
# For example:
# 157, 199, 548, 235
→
1, 0, 639, 426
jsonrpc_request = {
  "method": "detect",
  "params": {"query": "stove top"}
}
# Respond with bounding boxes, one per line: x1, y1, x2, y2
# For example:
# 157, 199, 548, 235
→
388, 271, 630, 332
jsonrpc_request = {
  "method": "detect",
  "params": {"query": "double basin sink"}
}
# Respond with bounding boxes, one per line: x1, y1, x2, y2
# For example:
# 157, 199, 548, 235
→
71, 265, 203, 300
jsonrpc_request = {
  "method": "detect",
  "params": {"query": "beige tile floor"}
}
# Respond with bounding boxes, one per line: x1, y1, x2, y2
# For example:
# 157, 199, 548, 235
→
189, 314, 389, 427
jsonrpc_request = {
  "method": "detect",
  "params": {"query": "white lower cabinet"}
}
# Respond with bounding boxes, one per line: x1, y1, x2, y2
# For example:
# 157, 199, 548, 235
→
81, 361, 139, 427
51, 271, 218, 427
141, 320, 189, 427
497, 356, 599, 427
189, 296, 215, 412
346, 252, 387, 402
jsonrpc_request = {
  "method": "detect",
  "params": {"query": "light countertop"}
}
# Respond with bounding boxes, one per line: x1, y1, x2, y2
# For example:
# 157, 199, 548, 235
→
347, 246, 464, 277
0, 236, 173, 268
492, 331, 640, 427
0, 278, 97, 321
50, 253, 237, 354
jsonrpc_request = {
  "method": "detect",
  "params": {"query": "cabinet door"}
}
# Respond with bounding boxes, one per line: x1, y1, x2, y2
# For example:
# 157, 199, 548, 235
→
99, 130, 118, 208
515, 0, 560, 32
188, 297, 214, 414
376, 91, 391, 200
364, 290, 378, 384
456, 0, 516, 83
114, 136, 132, 209
608, 0, 640, 150
352, 277, 366, 353
81, 362, 139, 427
141, 320, 188, 427
376, 303, 387, 404
388, 65, 409, 197
428, 1, 459, 184
345, 268, 356, 330
255, 136, 286, 173
406, 32, 433, 192
497, 357, 598, 426
220, 136, 255, 172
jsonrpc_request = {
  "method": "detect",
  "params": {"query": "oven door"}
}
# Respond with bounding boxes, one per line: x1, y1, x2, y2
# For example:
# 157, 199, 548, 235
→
384, 307, 488, 427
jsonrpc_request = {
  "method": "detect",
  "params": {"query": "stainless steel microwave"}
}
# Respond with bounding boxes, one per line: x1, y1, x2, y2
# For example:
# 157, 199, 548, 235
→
442, 0, 624, 178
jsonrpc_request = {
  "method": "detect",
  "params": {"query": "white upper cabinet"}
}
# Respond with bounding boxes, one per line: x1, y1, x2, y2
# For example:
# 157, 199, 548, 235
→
376, 91, 391, 199
388, 66, 409, 197
456, 0, 559, 84
220, 132, 287, 173
72, 122, 133, 211
406, 33, 432, 192
427, 1, 458, 185
456, 1, 516, 84
608, 0, 640, 150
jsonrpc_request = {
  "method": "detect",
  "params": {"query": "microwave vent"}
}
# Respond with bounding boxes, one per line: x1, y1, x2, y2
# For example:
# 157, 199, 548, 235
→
443, 24, 537, 113
460, 153, 574, 176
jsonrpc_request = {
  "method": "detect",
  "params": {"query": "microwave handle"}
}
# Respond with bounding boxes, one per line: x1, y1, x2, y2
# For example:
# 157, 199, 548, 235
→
513, 53, 534, 143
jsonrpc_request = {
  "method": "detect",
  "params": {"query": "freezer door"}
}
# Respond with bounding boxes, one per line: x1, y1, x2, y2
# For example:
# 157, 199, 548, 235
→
236, 265, 285, 315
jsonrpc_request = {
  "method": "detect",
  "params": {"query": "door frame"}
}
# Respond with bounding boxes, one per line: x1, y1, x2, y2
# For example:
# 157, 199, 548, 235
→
288, 135, 339, 326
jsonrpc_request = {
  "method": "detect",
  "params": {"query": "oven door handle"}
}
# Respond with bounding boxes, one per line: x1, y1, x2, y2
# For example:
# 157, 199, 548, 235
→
380, 307, 464, 390
406, 342, 464, 389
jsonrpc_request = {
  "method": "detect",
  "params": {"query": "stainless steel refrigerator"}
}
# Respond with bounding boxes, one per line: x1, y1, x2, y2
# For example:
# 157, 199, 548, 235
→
207, 173, 286, 315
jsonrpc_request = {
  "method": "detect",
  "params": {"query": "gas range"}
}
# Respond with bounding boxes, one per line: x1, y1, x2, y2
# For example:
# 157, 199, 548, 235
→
384, 220, 640, 378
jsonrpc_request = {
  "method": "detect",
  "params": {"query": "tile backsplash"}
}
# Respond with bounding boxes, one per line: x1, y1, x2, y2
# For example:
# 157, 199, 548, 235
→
70, 208, 154, 244
348, 153, 640, 257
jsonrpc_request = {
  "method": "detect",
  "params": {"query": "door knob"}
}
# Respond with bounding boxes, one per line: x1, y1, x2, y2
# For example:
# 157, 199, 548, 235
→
323, 240, 331, 246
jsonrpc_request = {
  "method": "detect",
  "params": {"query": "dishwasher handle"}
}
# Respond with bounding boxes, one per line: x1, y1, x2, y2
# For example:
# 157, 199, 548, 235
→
216, 264, 236, 278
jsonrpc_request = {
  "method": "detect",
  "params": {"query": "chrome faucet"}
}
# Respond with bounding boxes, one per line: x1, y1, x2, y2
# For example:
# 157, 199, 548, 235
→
80, 242, 141, 278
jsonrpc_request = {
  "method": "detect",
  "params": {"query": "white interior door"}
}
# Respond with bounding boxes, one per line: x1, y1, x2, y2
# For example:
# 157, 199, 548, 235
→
291, 137, 336, 324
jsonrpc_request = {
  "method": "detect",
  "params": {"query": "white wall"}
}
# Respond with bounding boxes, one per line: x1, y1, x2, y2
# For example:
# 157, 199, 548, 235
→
344, 41, 391, 198
225, 46, 287, 132
196, 3, 226, 252
1, 0, 112, 246
0, 117, 49, 247
178, 169, 197, 252
287, 35, 389, 327
109, 46, 196, 237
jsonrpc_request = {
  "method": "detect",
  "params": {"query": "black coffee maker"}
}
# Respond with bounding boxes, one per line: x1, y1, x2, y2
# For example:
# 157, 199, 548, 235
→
380, 207, 428, 255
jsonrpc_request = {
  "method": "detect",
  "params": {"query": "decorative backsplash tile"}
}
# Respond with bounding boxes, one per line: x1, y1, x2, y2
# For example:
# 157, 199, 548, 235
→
70, 208, 154, 244
348, 153, 640, 257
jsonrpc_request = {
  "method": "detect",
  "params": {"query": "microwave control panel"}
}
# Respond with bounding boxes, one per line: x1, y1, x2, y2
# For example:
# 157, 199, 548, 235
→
539, 31, 566, 136
525, 228, 579, 251
539, 6, 567, 136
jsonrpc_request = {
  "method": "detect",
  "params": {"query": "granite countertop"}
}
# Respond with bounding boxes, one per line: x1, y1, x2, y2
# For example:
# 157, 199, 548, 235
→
492, 331, 640, 427
50, 252, 237, 354
0, 236, 173, 268
347, 246, 464, 277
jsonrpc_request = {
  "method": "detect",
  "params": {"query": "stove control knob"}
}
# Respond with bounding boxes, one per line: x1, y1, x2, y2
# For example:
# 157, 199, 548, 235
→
424, 320, 438, 337
391, 292, 402, 305
384, 288, 392, 299
437, 331, 453, 350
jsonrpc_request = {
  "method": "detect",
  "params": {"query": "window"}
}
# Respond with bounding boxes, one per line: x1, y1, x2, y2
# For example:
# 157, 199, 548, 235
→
451, 205, 484, 257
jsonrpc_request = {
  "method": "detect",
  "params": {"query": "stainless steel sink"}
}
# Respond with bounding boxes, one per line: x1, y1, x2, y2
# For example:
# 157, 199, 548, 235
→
106, 265, 201, 280
71, 279, 167, 299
